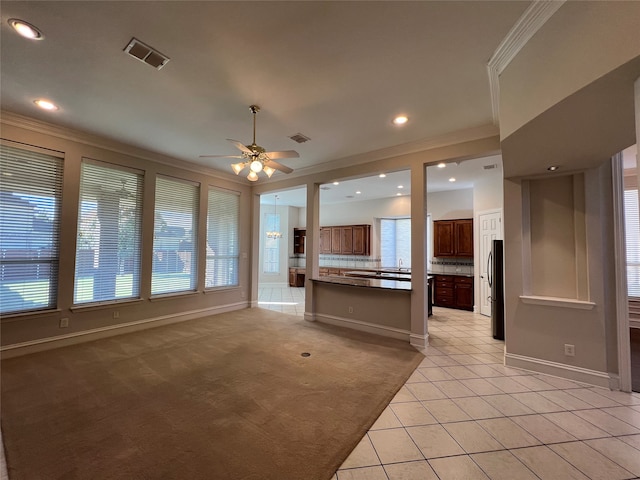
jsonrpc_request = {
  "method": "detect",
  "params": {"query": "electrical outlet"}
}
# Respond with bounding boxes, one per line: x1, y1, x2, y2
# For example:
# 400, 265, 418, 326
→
241, 290, 246, 299
564, 344, 575, 356
348, 306, 353, 314
59, 318, 69, 328
113, 311, 120, 319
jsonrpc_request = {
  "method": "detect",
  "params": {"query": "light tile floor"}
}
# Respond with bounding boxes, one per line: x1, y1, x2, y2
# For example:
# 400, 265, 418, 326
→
333, 306, 640, 480
258, 284, 306, 317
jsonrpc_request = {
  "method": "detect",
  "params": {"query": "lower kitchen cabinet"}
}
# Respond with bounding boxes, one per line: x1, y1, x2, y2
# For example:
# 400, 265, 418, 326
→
433, 274, 474, 311
288, 268, 305, 287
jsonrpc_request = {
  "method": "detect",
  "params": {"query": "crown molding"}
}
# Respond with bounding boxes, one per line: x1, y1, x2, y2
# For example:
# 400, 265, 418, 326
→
487, 0, 566, 125
0, 110, 247, 185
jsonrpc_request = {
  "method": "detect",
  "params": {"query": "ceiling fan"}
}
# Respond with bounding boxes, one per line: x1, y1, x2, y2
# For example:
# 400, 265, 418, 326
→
200, 105, 299, 182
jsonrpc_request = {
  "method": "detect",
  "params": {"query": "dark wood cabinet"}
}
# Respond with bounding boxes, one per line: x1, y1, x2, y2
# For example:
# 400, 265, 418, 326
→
453, 276, 474, 310
340, 226, 353, 254
288, 268, 305, 287
433, 274, 474, 311
318, 224, 371, 256
331, 227, 342, 254
352, 225, 370, 255
319, 228, 332, 254
433, 275, 455, 307
433, 219, 473, 258
293, 228, 306, 254
434, 221, 455, 257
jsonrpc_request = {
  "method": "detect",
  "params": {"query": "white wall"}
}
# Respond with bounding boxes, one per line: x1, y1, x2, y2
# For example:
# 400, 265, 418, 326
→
426, 189, 473, 220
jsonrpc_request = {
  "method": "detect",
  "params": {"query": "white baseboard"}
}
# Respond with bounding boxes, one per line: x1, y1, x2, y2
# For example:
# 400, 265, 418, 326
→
314, 313, 410, 342
410, 333, 429, 350
0, 301, 249, 358
505, 352, 612, 389
303, 312, 315, 322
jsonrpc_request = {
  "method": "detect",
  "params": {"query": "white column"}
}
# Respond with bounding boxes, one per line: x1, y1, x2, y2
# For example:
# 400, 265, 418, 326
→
410, 162, 428, 348
304, 181, 320, 321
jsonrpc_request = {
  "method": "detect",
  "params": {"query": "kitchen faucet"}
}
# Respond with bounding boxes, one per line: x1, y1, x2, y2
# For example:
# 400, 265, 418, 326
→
398, 258, 403, 271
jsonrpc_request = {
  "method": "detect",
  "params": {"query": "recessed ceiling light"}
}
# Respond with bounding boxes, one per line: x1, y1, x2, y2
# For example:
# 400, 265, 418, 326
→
9, 19, 43, 40
34, 99, 59, 111
449, 177, 456, 182
396, 193, 402, 196
547, 165, 559, 171
393, 115, 408, 126
356, 191, 361, 195
397, 185, 404, 189
333, 181, 339, 185
437, 162, 446, 168
379, 173, 386, 178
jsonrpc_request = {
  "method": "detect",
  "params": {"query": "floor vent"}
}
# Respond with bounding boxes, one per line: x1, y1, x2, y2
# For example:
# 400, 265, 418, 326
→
124, 38, 170, 70
289, 133, 310, 144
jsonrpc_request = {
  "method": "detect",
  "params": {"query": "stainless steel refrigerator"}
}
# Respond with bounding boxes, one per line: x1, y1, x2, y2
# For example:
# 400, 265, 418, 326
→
489, 239, 505, 340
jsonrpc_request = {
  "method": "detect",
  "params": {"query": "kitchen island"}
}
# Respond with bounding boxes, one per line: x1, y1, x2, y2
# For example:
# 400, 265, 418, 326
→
310, 274, 412, 341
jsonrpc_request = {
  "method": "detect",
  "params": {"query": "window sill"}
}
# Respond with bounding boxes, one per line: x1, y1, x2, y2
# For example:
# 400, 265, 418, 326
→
70, 298, 144, 312
204, 286, 240, 294
149, 291, 200, 302
1, 308, 61, 323
519, 295, 595, 310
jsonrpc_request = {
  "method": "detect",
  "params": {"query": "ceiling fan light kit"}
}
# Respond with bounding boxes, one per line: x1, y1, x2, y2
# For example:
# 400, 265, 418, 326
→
200, 105, 299, 181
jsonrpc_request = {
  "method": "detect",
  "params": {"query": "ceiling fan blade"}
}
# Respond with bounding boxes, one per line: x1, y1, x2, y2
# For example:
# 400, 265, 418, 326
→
199, 154, 244, 159
265, 150, 299, 159
227, 139, 252, 153
264, 160, 293, 174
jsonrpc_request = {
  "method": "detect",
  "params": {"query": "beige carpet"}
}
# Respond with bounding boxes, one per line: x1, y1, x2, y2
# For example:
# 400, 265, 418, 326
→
1, 308, 423, 480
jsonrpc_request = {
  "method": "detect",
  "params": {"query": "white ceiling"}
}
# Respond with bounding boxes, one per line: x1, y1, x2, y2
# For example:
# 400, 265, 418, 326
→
262, 154, 503, 207
1, 2, 530, 182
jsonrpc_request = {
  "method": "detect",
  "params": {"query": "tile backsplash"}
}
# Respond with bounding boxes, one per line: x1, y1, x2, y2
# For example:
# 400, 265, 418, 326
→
290, 255, 381, 269
290, 255, 475, 276
429, 258, 474, 275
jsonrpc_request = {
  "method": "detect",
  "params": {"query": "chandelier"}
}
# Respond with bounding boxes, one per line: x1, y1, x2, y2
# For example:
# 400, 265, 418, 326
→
266, 195, 282, 239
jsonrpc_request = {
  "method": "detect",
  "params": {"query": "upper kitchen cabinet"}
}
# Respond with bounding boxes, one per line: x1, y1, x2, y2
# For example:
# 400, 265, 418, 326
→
319, 225, 370, 256
320, 227, 332, 254
293, 228, 306, 254
434, 219, 473, 258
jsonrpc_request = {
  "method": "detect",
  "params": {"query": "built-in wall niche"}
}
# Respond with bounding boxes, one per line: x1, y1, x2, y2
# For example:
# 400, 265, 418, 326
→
522, 173, 589, 302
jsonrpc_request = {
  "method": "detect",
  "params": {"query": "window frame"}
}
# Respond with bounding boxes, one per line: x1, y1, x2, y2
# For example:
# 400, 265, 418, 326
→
0, 141, 64, 316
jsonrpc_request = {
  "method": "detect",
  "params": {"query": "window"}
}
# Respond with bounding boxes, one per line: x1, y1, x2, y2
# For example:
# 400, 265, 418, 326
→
74, 160, 143, 304
263, 212, 280, 274
152, 176, 198, 295
0, 143, 63, 314
381, 218, 411, 269
624, 181, 639, 299
206, 188, 239, 288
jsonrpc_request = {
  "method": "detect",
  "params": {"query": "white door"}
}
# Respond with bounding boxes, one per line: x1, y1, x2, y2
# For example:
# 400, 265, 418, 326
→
478, 210, 502, 316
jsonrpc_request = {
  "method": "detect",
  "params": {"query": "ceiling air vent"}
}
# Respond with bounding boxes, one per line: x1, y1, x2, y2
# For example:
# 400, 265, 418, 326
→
124, 38, 170, 70
483, 164, 498, 170
289, 133, 310, 144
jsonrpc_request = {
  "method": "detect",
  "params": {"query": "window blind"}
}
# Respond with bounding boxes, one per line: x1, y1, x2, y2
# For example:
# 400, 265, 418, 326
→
381, 217, 411, 268
206, 188, 239, 287
74, 160, 144, 304
0, 143, 63, 314
152, 176, 198, 294
624, 188, 639, 298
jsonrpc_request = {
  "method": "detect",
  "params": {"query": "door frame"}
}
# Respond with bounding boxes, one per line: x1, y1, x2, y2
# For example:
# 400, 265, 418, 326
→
612, 154, 632, 392
475, 208, 503, 316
